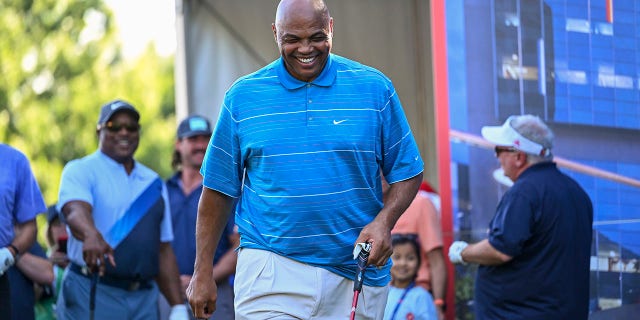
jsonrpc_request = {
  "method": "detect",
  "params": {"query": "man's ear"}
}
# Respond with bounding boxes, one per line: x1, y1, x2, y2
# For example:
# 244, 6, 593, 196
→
272, 23, 278, 42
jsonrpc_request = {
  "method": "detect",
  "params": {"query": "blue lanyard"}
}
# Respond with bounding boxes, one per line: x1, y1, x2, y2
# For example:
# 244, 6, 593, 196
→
390, 282, 415, 320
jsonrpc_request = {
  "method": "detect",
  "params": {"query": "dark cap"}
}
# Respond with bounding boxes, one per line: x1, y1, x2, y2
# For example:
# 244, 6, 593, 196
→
177, 115, 212, 138
47, 205, 60, 223
97, 99, 140, 125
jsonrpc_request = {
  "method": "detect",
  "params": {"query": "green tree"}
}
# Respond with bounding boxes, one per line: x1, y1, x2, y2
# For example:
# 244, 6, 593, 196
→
0, 0, 175, 206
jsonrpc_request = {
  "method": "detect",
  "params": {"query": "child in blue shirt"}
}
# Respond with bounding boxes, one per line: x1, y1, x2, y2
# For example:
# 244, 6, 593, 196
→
384, 234, 438, 320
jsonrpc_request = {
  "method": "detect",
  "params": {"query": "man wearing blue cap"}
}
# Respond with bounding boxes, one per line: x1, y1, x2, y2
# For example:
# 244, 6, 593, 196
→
162, 115, 238, 319
56, 99, 188, 320
448, 114, 593, 319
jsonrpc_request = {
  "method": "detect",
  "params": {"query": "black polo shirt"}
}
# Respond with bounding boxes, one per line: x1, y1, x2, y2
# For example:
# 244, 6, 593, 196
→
475, 162, 593, 319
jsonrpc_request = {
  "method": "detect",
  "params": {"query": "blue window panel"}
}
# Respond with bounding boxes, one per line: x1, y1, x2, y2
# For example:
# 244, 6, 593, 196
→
553, 105, 569, 122
594, 160, 618, 172
570, 109, 594, 124
570, 96, 593, 110
596, 188, 620, 203
616, 101, 639, 114
593, 87, 615, 100
594, 204, 619, 221
568, 57, 591, 70
615, 24, 636, 37
568, 84, 593, 98
616, 113, 640, 129
566, 4, 589, 19
614, 88, 638, 102
555, 50, 570, 62
450, 143, 469, 164
614, 37, 636, 49
568, 32, 590, 46
620, 182, 640, 194
614, 12, 635, 24
596, 175, 621, 190
549, 0, 565, 9
593, 111, 615, 126
567, 170, 596, 189
593, 99, 614, 112
553, 30, 568, 44
620, 191, 640, 205
614, 62, 637, 75
592, 46, 615, 60
589, 1, 605, 10
592, 34, 614, 47
615, 49, 637, 63
618, 163, 640, 176
620, 205, 640, 218
555, 96, 569, 109
616, 0, 634, 9
555, 82, 568, 95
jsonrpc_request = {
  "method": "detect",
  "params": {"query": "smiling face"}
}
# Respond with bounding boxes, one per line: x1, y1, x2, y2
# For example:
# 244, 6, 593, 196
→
272, 0, 333, 82
390, 242, 420, 288
98, 111, 140, 165
176, 134, 210, 170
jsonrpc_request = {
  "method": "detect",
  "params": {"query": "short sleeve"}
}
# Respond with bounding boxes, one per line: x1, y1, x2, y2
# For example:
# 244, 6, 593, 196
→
159, 182, 174, 242
488, 190, 534, 257
57, 160, 94, 211
380, 84, 423, 183
201, 99, 244, 197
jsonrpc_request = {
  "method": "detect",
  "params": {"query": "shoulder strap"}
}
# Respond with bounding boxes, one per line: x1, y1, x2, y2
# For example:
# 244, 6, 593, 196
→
104, 177, 163, 248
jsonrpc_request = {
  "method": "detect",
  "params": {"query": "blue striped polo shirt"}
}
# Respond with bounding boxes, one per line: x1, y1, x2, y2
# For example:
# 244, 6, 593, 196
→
201, 54, 424, 286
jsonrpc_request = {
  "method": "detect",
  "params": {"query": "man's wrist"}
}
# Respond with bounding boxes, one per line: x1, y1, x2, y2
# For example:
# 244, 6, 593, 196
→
7, 244, 19, 257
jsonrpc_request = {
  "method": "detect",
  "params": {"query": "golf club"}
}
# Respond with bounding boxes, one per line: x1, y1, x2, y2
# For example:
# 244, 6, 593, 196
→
350, 242, 371, 320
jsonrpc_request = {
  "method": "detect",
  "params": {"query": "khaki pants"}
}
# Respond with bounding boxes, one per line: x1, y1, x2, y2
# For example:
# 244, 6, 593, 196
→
234, 248, 388, 320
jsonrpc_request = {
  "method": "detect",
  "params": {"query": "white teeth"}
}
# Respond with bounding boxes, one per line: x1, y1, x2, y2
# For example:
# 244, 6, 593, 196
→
117, 140, 130, 146
299, 57, 314, 63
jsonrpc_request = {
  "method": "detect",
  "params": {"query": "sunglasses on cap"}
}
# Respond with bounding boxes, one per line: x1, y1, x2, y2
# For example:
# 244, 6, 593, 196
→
99, 121, 140, 133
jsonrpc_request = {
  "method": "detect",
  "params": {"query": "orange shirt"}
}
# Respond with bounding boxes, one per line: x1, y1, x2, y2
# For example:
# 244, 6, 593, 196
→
391, 191, 443, 290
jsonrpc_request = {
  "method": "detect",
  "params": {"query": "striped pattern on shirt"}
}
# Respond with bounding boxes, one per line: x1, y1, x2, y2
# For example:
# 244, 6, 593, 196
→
201, 54, 423, 286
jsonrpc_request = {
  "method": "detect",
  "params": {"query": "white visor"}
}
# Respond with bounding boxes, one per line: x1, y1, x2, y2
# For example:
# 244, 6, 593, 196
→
481, 116, 550, 157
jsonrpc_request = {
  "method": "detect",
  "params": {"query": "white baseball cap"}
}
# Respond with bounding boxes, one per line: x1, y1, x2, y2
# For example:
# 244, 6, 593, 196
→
481, 116, 551, 157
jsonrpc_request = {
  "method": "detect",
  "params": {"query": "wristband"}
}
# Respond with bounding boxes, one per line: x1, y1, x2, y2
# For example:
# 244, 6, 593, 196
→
8, 244, 19, 256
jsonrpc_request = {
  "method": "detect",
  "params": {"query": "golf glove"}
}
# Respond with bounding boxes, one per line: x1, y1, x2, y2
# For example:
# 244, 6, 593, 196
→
448, 241, 469, 265
169, 304, 189, 320
0, 247, 15, 276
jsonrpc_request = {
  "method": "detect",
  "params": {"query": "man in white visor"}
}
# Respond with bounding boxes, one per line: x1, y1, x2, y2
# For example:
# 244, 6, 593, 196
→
448, 114, 593, 319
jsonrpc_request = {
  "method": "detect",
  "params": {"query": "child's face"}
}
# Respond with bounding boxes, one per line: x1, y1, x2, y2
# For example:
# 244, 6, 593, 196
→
390, 242, 419, 284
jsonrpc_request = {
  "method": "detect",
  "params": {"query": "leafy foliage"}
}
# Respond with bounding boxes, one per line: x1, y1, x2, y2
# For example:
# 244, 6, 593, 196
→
0, 0, 175, 208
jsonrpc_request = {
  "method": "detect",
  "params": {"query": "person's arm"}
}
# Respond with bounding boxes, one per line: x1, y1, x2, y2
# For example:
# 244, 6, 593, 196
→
211, 232, 240, 283
461, 239, 512, 265
187, 187, 235, 319
180, 230, 239, 297
357, 173, 422, 266
62, 201, 114, 274
15, 252, 55, 286
427, 248, 447, 318
9, 219, 37, 257
156, 242, 183, 304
